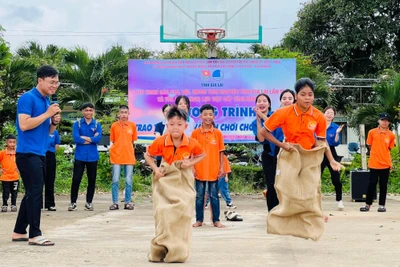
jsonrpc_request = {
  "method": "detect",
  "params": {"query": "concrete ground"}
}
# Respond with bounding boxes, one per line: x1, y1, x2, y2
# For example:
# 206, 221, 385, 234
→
0, 193, 399, 267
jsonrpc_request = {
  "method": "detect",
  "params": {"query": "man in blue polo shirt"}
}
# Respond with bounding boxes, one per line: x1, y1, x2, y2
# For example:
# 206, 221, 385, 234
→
11, 65, 61, 246
68, 102, 102, 211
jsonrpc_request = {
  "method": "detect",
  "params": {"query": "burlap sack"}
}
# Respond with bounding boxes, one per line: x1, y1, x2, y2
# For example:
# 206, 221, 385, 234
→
148, 161, 195, 263
267, 142, 326, 241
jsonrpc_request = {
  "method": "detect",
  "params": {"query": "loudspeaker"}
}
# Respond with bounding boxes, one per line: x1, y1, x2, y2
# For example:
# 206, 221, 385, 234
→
350, 170, 377, 202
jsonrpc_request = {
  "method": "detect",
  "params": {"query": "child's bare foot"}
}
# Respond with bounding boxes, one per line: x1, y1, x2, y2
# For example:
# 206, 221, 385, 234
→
213, 221, 226, 228
323, 215, 329, 223
192, 221, 205, 227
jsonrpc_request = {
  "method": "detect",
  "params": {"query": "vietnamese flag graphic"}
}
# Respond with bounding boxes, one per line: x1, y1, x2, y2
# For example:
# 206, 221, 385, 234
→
201, 70, 211, 79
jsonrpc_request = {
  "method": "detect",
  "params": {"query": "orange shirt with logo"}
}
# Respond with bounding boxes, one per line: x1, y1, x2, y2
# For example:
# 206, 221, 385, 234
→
110, 121, 138, 165
367, 127, 395, 169
147, 134, 204, 165
191, 126, 225, 181
0, 149, 19, 182
264, 104, 326, 150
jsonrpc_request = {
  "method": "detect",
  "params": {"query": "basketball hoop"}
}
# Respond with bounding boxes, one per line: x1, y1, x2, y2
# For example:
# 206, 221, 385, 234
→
197, 28, 226, 59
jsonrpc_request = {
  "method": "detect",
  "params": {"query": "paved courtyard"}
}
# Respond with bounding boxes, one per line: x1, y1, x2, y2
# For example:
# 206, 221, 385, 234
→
0, 193, 399, 267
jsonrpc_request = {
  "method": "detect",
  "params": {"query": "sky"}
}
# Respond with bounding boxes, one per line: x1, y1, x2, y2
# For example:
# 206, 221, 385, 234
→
0, 0, 303, 55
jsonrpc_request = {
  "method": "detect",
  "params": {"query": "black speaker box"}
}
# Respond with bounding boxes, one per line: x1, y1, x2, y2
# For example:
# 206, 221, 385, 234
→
350, 170, 377, 202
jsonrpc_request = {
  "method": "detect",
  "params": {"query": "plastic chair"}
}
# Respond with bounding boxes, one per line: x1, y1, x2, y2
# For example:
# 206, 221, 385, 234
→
348, 142, 359, 158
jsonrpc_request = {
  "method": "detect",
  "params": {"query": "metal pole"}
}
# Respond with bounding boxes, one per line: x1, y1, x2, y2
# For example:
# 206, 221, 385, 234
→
359, 124, 367, 170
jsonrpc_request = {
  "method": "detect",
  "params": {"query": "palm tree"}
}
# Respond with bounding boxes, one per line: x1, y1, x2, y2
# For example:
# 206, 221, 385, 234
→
349, 74, 400, 154
15, 41, 66, 68
59, 46, 127, 113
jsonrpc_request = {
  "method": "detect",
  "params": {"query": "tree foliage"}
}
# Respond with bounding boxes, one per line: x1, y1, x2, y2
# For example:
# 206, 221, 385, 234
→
283, 0, 400, 77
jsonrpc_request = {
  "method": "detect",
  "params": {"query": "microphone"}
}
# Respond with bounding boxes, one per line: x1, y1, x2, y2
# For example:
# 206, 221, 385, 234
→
51, 93, 58, 104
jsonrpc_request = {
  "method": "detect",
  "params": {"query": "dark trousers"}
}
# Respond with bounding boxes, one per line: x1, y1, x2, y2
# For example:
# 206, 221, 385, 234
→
366, 168, 389, 206
44, 151, 57, 208
321, 146, 342, 201
71, 160, 98, 204
14, 153, 45, 238
261, 151, 279, 211
2, 181, 19, 206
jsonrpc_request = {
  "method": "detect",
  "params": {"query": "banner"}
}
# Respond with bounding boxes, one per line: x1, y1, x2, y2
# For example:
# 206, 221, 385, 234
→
128, 59, 296, 143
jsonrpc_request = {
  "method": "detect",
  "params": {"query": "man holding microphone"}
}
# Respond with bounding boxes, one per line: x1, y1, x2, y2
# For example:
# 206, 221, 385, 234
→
11, 65, 61, 246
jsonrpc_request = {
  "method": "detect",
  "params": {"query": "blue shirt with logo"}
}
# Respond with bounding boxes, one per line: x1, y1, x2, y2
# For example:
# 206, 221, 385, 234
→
16, 87, 51, 156
251, 111, 284, 156
326, 122, 341, 147
47, 129, 61, 153
73, 118, 102, 162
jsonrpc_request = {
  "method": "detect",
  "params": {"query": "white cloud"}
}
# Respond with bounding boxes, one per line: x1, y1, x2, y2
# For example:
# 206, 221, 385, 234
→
0, 0, 301, 54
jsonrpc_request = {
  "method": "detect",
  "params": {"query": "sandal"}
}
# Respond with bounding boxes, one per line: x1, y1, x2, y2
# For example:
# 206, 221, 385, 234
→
377, 206, 386, 212
1, 206, 7, 212
124, 203, 134, 210
360, 205, 370, 212
224, 210, 243, 221
109, 203, 119, 210
28, 236, 55, 246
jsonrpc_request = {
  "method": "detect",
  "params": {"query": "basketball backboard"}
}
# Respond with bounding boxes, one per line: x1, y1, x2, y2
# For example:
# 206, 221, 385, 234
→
161, 0, 262, 43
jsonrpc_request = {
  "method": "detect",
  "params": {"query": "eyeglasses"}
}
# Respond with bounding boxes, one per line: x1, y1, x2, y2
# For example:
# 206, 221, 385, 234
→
44, 79, 60, 87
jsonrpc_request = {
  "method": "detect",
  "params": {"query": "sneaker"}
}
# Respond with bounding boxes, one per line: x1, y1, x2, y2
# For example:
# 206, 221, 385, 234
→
205, 204, 209, 209
10, 205, 17, 212
377, 205, 386, 212
337, 200, 344, 210
226, 203, 237, 209
1, 205, 7, 212
47, 206, 57, 211
84, 202, 94, 211
68, 203, 77, 211
360, 205, 370, 212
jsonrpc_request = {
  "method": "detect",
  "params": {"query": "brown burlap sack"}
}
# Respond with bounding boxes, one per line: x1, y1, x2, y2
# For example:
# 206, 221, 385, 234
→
148, 161, 195, 263
267, 142, 326, 241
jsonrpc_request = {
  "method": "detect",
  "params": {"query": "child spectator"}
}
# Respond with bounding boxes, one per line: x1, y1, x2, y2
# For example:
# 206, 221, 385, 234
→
1, 135, 19, 212
191, 104, 226, 228
154, 104, 172, 166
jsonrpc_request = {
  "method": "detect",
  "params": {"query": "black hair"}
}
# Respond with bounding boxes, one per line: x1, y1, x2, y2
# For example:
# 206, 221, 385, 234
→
255, 93, 272, 111
37, 65, 58, 80
80, 102, 95, 111
175, 95, 191, 110
200, 104, 214, 113
167, 106, 188, 121
119, 105, 129, 110
323, 106, 336, 115
294, 78, 315, 93
279, 89, 295, 101
6, 134, 16, 140
162, 104, 172, 112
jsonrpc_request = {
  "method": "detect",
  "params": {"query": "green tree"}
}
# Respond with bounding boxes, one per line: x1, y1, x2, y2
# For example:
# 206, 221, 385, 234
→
59, 46, 127, 114
283, 0, 400, 76
348, 74, 400, 151
15, 41, 66, 69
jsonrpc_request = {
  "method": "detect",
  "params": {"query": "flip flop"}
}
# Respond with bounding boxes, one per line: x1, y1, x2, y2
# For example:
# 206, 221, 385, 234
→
28, 236, 55, 246
225, 211, 243, 221
12, 237, 29, 242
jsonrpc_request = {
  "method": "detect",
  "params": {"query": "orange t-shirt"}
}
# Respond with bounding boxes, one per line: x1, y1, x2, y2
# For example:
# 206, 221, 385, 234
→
110, 121, 138, 164
264, 104, 326, 150
147, 134, 204, 165
223, 155, 231, 174
0, 149, 19, 182
367, 127, 395, 169
191, 126, 225, 181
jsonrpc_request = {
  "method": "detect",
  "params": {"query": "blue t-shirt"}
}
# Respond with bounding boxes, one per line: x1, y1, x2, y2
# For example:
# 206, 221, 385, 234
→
47, 129, 61, 153
16, 87, 51, 156
251, 111, 284, 156
73, 118, 102, 162
326, 122, 341, 147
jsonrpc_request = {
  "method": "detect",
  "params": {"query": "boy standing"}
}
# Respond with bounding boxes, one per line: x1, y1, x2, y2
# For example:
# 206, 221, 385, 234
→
109, 105, 137, 210
360, 112, 395, 212
144, 106, 205, 263
68, 103, 102, 211
1, 135, 19, 212
191, 104, 226, 228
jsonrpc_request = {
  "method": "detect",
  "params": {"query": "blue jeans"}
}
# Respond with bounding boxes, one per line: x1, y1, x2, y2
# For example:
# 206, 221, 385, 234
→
195, 180, 220, 223
218, 177, 232, 204
112, 165, 133, 204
